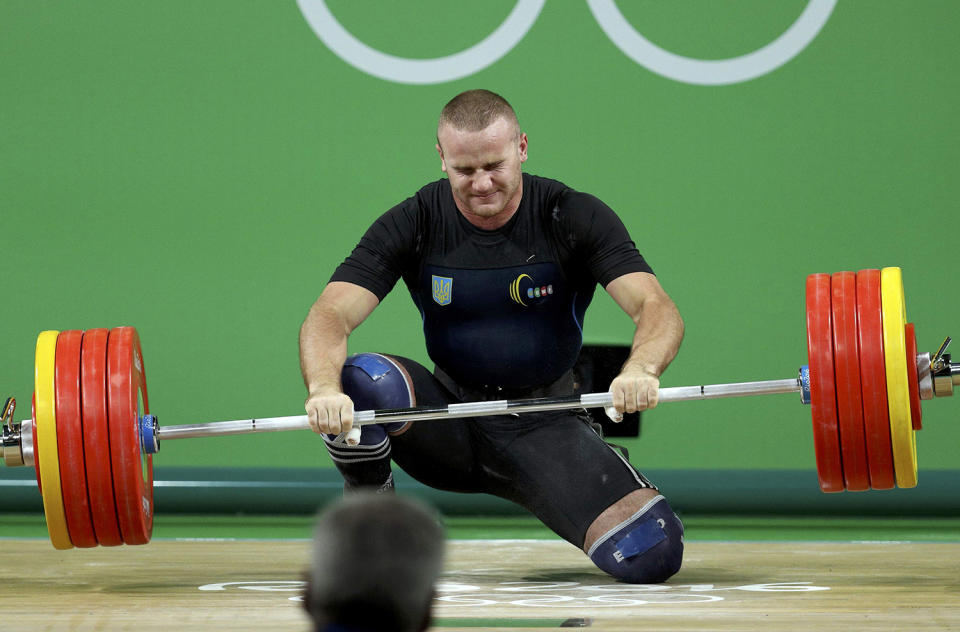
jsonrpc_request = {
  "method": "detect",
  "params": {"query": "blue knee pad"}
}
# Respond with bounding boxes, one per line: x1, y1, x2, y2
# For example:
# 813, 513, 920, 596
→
341, 353, 413, 436
587, 495, 684, 584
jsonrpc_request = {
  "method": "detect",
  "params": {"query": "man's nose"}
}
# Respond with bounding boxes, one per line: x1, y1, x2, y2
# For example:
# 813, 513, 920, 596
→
472, 172, 494, 192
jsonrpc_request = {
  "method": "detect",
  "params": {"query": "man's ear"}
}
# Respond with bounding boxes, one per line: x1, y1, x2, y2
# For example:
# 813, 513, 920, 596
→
436, 143, 447, 172
518, 132, 528, 164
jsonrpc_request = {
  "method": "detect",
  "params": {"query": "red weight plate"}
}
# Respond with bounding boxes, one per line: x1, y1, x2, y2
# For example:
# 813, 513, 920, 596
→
805, 273, 844, 492
905, 323, 922, 431
855, 270, 895, 490
830, 272, 869, 491
81, 328, 123, 546
55, 330, 98, 548
107, 327, 153, 545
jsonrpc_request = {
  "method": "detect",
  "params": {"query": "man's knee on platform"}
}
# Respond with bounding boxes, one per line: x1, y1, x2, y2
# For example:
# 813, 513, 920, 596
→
587, 495, 683, 584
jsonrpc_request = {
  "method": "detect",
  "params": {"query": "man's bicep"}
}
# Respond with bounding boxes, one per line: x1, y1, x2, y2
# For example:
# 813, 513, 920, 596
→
604, 272, 671, 321
317, 281, 381, 332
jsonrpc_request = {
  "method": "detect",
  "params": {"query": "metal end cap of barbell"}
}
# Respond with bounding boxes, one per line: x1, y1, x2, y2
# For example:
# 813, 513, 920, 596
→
932, 366, 959, 398
931, 354, 957, 399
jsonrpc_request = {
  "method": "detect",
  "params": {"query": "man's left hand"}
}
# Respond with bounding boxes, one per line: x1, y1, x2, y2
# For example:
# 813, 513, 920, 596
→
607, 368, 660, 422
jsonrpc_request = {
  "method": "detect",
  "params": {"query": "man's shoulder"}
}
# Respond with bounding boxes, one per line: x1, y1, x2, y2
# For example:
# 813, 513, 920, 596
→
415, 177, 448, 195
523, 174, 611, 209
524, 173, 570, 195
522, 173, 573, 217
412, 178, 452, 208
377, 178, 450, 222
520, 174, 612, 219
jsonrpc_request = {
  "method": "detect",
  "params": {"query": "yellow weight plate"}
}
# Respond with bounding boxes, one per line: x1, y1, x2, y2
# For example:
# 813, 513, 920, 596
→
35, 330, 73, 550
880, 268, 918, 488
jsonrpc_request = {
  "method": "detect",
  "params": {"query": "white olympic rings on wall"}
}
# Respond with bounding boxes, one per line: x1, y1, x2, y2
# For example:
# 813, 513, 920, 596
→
586, 0, 838, 85
296, 0, 546, 85
296, 0, 838, 86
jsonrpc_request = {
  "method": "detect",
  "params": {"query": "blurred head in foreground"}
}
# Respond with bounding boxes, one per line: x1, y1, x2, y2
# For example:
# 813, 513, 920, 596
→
304, 493, 445, 632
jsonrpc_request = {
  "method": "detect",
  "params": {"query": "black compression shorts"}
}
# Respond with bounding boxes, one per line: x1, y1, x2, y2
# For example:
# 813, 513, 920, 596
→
385, 356, 657, 547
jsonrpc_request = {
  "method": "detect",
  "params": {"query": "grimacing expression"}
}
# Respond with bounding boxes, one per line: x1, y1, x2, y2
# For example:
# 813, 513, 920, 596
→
436, 117, 528, 227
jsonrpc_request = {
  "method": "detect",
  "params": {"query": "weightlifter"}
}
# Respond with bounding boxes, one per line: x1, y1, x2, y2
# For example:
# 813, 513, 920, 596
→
299, 89, 685, 583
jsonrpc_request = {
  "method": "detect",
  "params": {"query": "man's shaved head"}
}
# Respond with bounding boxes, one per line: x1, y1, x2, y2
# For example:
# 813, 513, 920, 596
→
437, 89, 520, 143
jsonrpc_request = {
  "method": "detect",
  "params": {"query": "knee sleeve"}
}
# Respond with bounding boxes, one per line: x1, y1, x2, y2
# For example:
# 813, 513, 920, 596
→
341, 353, 414, 433
587, 495, 684, 584
321, 354, 415, 491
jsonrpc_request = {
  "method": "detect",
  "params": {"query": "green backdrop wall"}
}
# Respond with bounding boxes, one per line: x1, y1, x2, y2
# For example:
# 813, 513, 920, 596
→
2, 2, 958, 508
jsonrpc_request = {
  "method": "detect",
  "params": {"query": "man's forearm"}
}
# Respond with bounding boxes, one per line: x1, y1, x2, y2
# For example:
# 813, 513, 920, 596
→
299, 281, 381, 401
299, 299, 351, 394
621, 296, 684, 378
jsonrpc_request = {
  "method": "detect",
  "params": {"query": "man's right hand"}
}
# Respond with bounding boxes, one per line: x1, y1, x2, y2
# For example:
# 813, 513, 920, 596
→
305, 389, 355, 435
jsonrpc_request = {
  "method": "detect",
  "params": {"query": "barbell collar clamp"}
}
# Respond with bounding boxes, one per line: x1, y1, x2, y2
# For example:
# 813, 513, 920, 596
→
2, 397, 15, 427
0, 397, 24, 467
140, 415, 160, 455
1, 421, 24, 467
931, 336, 952, 372
799, 365, 811, 404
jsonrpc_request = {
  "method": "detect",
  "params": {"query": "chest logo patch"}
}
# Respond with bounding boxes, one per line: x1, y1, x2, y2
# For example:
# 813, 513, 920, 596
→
509, 273, 553, 306
431, 275, 453, 306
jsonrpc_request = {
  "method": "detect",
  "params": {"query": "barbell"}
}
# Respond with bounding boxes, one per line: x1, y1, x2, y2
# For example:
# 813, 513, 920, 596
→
1, 267, 958, 550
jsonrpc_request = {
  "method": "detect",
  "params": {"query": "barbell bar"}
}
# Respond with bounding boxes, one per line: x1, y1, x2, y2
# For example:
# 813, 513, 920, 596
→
155, 376, 805, 441
1, 267, 959, 549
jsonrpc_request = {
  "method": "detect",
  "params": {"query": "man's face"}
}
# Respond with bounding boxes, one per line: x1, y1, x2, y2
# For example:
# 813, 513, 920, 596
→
436, 117, 528, 228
